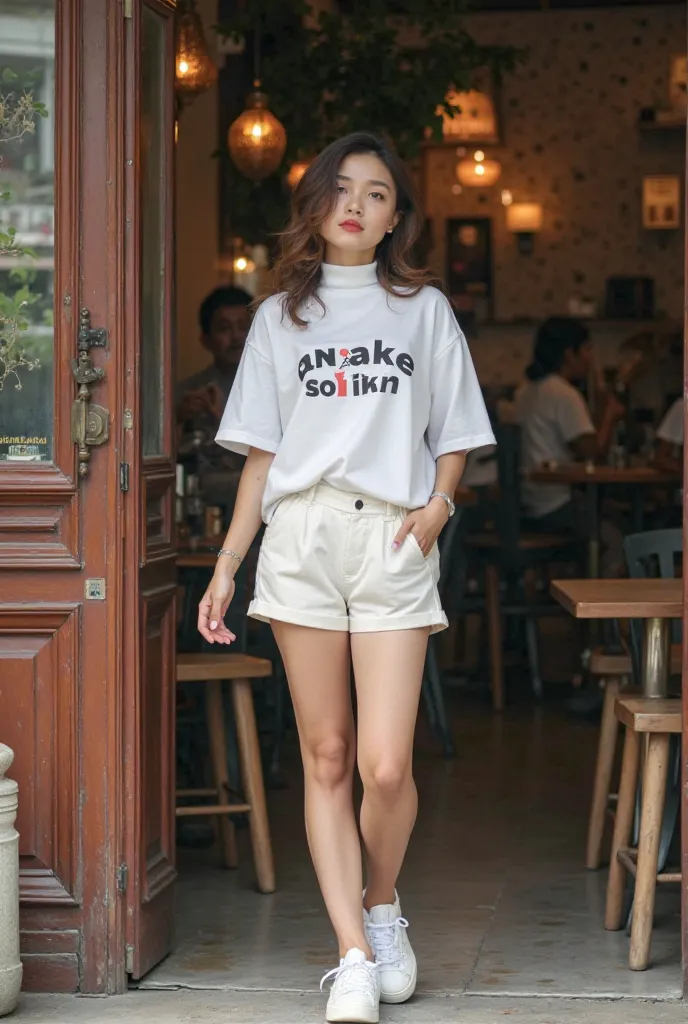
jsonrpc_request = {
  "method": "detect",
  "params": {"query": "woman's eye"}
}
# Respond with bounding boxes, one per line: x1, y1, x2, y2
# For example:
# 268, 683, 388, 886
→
370, 192, 385, 201
336, 185, 346, 194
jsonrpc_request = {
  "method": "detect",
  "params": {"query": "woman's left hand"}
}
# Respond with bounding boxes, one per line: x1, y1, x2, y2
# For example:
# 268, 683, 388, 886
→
392, 496, 449, 557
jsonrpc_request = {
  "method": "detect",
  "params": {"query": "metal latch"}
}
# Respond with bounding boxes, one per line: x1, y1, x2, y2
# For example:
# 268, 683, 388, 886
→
116, 863, 128, 894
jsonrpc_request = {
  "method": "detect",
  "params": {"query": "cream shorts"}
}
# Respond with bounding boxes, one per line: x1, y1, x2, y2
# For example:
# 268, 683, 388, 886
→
248, 482, 448, 634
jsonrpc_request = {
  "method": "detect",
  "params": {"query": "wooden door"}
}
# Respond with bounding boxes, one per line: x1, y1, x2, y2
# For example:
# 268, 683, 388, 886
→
120, 0, 178, 982
0, 0, 128, 993
0, 0, 177, 993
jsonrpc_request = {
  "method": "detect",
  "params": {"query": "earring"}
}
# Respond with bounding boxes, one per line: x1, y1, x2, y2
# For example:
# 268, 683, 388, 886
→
387, 227, 394, 233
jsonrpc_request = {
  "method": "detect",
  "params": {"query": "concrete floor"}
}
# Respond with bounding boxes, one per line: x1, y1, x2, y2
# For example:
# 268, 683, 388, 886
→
12, 700, 684, 1022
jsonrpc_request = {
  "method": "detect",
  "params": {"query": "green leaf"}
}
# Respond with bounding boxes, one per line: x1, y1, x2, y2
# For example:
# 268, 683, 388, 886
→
1, 68, 19, 84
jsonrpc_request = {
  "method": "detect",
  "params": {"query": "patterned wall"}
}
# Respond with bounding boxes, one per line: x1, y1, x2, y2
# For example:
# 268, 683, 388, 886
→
424, 3, 686, 324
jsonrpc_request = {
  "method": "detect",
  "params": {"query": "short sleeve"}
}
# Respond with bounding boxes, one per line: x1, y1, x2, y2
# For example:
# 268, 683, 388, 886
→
657, 398, 683, 446
426, 331, 496, 459
555, 387, 594, 444
215, 308, 282, 456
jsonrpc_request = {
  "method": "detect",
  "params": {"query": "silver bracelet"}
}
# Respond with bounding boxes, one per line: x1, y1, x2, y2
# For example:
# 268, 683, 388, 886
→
218, 548, 242, 564
429, 491, 456, 517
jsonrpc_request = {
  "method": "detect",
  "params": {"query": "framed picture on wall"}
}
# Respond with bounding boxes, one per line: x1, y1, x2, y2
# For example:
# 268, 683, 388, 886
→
446, 218, 493, 324
642, 176, 681, 230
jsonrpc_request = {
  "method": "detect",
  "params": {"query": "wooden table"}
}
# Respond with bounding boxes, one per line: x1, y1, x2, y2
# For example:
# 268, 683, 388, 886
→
551, 578, 683, 698
530, 464, 680, 577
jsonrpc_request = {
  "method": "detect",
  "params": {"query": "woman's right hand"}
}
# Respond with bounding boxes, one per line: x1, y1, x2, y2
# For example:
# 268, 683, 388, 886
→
197, 568, 237, 645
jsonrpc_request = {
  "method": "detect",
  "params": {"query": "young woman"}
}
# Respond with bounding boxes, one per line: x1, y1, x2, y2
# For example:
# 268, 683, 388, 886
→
198, 131, 494, 1024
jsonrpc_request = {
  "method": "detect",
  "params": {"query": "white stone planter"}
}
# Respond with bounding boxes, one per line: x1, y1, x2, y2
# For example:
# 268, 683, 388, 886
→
0, 745, 21, 1017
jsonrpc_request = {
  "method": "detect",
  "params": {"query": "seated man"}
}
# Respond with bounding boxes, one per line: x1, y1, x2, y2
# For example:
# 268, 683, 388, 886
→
177, 286, 252, 510
655, 396, 683, 476
515, 317, 626, 534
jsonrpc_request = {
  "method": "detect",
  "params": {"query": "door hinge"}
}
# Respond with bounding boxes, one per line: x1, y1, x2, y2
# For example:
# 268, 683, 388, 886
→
120, 462, 130, 492
116, 863, 128, 894
124, 0, 133, 18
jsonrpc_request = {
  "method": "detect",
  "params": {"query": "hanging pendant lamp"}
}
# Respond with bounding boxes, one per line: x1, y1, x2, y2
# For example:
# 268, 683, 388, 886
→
228, 21, 287, 181
175, 0, 218, 104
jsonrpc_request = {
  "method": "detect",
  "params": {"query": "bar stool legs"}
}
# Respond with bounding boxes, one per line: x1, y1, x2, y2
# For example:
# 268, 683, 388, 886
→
205, 681, 239, 869
586, 677, 621, 870
605, 727, 640, 930
629, 733, 670, 971
232, 678, 276, 894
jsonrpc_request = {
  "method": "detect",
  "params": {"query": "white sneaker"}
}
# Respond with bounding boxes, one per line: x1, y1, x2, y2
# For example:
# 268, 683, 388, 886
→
364, 894, 417, 1004
321, 947, 380, 1024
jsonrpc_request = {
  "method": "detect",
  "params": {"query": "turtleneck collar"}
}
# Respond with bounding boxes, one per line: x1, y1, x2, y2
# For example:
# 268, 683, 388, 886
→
320, 261, 378, 289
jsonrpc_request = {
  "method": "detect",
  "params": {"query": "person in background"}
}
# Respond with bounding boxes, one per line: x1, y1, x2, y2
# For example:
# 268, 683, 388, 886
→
655, 396, 683, 476
177, 286, 252, 427
653, 396, 683, 528
176, 286, 252, 509
516, 317, 626, 535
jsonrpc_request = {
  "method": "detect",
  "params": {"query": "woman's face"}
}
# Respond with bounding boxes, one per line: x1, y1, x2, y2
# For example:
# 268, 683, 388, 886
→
319, 151, 401, 264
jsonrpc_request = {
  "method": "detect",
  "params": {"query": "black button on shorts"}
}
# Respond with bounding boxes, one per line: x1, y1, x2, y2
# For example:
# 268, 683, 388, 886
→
355, 499, 364, 510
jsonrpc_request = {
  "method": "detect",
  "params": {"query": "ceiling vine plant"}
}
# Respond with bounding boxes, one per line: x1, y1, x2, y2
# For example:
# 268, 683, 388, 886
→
217, 0, 523, 245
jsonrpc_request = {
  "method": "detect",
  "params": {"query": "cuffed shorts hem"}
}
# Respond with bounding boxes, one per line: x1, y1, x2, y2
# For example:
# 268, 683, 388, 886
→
247, 599, 350, 632
350, 612, 448, 635
248, 600, 448, 635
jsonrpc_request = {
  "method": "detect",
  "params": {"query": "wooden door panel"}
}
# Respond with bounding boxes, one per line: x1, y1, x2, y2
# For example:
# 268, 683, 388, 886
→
130, 584, 177, 976
0, 606, 79, 905
121, 0, 177, 979
142, 468, 175, 558
0, 490, 80, 568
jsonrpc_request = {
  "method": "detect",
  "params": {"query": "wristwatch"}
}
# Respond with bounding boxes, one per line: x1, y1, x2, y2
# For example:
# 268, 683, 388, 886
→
429, 491, 456, 517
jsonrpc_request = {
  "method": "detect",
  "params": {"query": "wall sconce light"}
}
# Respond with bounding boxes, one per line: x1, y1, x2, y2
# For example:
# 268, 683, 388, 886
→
506, 202, 543, 254
455, 150, 501, 188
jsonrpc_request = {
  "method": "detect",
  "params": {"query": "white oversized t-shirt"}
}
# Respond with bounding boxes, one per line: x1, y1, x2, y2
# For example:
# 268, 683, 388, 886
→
515, 374, 595, 518
657, 398, 683, 447
216, 261, 495, 521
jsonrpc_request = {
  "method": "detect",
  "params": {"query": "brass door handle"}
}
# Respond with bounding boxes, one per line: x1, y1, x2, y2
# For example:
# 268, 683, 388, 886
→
71, 308, 109, 478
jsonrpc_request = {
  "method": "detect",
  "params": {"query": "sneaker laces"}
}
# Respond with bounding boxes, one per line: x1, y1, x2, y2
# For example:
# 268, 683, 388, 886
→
320, 958, 378, 997
366, 916, 409, 967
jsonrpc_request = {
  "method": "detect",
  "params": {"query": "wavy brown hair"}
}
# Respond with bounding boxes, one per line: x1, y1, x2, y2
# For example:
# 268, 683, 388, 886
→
271, 132, 440, 328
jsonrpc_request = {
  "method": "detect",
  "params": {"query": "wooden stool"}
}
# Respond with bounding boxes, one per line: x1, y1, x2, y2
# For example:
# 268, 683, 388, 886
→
586, 645, 681, 871
586, 648, 631, 871
176, 653, 276, 894
605, 696, 681, 970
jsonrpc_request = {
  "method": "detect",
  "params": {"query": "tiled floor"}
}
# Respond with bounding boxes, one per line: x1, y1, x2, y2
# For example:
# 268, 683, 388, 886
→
140, 700, 682, 1001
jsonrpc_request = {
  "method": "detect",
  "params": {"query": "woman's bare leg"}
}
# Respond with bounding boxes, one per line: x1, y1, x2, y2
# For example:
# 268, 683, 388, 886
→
272, 621, 371, 958
352, 628, 428, 911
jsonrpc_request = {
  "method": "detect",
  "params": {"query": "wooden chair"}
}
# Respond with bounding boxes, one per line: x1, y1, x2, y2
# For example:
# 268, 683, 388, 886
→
585, 645, 681, 870
175, 652, 276, 894
605, 696, 681, 970
467, 424, 578, 710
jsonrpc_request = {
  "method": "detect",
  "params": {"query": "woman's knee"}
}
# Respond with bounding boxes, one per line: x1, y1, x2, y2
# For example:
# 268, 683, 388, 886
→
359, 759, 413, 805
304, 735, 353, 790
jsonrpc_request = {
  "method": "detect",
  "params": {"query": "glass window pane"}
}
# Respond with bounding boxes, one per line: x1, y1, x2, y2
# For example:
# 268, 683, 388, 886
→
0, 1, 55, 464
141, 5, 167, 458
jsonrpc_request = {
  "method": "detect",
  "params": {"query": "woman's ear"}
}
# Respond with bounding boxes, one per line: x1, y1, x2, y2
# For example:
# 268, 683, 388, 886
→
388, 211, 403, 233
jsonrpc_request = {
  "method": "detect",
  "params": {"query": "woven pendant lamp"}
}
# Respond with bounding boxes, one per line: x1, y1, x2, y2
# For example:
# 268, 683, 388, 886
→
228, 19, 287, 181
175, 0, 218, 103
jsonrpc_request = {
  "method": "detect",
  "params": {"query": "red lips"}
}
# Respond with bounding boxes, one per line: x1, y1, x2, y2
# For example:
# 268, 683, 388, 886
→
339, 220, 363, 232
